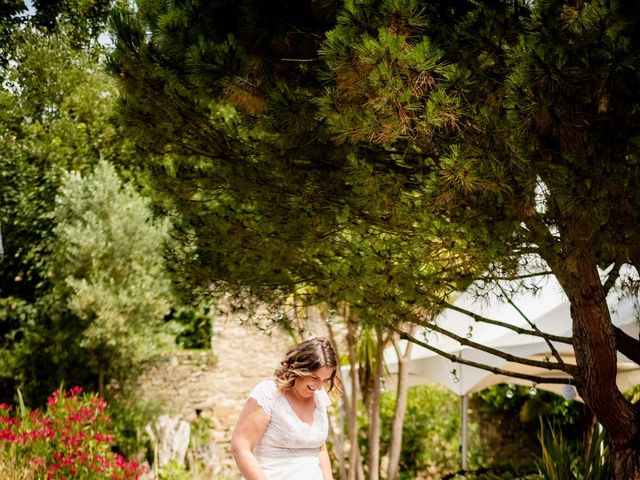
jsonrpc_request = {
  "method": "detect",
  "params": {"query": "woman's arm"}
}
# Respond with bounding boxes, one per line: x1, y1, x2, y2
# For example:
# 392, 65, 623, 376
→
230, 398, 270, 480
319, 443, 334, 480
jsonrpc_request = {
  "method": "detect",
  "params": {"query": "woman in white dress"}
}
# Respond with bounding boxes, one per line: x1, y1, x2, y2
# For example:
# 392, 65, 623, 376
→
231, 337, 342, 480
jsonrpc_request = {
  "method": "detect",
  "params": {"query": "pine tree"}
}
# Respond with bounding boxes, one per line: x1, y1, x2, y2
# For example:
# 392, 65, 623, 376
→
109, 1, 640, 477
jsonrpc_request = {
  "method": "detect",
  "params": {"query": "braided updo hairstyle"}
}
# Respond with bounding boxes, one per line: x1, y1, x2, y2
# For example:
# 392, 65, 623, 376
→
274, 337, 342, 398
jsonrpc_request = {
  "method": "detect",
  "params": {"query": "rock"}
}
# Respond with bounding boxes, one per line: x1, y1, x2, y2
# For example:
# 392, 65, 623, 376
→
188, 439, 222, 476
146, 415, 191, 468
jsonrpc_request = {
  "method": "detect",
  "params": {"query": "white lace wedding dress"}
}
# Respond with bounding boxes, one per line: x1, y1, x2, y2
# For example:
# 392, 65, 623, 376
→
247, 379, 331, 480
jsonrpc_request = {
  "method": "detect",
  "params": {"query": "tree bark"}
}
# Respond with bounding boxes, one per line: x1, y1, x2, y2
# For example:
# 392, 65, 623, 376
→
614, 326, 640, 365
98, 368, 104, 398
610, 442, 640, 480
558, 259, 640, 479
325, 320, 348, 480
346, 316, 360, 480
387, 334, 413, 480
367, 329, 384, 480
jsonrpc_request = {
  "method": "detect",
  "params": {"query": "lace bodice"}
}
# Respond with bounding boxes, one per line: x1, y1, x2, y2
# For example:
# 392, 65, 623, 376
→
249, 379, 331, 458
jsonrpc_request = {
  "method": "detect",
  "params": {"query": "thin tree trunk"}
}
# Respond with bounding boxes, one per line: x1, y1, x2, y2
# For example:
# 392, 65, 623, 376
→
98, 368, 104, 398
357, 453, 365, 480
367, 329, 384, 480
346, 314, 360, 480
326, 319, 348, 480
387, 333, 414, 480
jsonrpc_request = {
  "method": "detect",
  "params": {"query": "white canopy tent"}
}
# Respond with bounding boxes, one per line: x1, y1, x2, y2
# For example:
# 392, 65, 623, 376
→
382, 277, 640, 473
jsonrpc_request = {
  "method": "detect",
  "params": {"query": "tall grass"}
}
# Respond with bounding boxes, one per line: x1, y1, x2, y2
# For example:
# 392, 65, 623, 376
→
536, 420, 609, 480
0, 445, 35, 480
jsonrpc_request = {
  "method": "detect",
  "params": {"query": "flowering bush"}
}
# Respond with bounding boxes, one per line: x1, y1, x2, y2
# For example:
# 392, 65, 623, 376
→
0, 387, 147, 479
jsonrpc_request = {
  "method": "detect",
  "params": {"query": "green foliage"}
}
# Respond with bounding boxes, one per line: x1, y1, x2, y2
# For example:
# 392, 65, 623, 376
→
536, 421, 610, 480
189, 412, 213, 452
473, 384, 583, 473
0, 1, 26, 66
624, 384, 640, 404
50, 161, 174, 391
579, 424, 610, 480
157, 460, 192, 480
169, 306, 213, 350
0, 23, 162, 404
31, 0, 113, 45
0, 443, 35, 480
476, 384, 581, 426
536, 422, 576, 480
0, 24, 137, 303
107, 395, 164, 459
376, 385, 464, 478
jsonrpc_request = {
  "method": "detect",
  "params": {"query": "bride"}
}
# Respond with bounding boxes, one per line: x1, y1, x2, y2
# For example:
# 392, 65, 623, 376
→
231, 337, 342, 480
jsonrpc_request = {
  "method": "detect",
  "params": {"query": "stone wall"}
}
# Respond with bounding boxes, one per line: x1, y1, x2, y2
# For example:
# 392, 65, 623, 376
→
138, 316, 291, 477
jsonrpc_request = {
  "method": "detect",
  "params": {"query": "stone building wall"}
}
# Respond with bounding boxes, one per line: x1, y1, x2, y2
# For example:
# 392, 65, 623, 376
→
138, 316, 292, 477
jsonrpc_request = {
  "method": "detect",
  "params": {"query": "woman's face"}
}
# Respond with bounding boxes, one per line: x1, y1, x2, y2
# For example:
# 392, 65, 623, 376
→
293, 366, 334, 398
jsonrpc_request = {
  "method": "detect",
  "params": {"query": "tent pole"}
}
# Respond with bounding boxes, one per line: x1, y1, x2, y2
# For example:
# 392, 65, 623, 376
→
461, 394, 469, 478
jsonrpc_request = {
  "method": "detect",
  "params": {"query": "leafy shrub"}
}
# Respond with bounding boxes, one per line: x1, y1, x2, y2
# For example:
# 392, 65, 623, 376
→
158, 459, 193, 479
169, 306, 213, 350
0, 387, 146, 479
472, 384, 583, 472
108, 394, 164, 460
376, 385, 467, 479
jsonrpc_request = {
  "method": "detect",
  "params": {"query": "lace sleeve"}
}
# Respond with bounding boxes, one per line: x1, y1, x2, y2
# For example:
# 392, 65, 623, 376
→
249, 379, 277, 416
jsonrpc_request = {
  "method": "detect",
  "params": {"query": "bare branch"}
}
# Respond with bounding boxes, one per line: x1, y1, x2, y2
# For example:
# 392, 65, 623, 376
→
392, 326, 577, 386
440, 301, 573, 344
614, 326, 640, 366
480, 271, 553, 281
496, 283, 565, 367
280, 58, 318, 62
410, 316, 576, 375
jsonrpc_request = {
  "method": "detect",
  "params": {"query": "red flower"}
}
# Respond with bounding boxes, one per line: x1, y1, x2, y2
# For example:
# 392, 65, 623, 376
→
0, 387, 147, 479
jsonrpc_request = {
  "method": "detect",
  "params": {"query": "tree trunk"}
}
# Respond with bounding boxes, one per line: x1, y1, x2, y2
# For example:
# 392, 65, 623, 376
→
346, 316, 360, 480
387, 334, 413, 480
557, 258, 640, 479
325, 319, 348, 480
610, 442, 640, 480
98, 367, 104, 398
367, 329, 384, 480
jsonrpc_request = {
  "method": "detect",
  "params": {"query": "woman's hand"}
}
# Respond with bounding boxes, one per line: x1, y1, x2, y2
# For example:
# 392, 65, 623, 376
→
319, 443, 334, 480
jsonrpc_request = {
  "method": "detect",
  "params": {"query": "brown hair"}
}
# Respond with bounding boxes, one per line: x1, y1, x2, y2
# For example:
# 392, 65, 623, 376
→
274, 337, 343, 398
